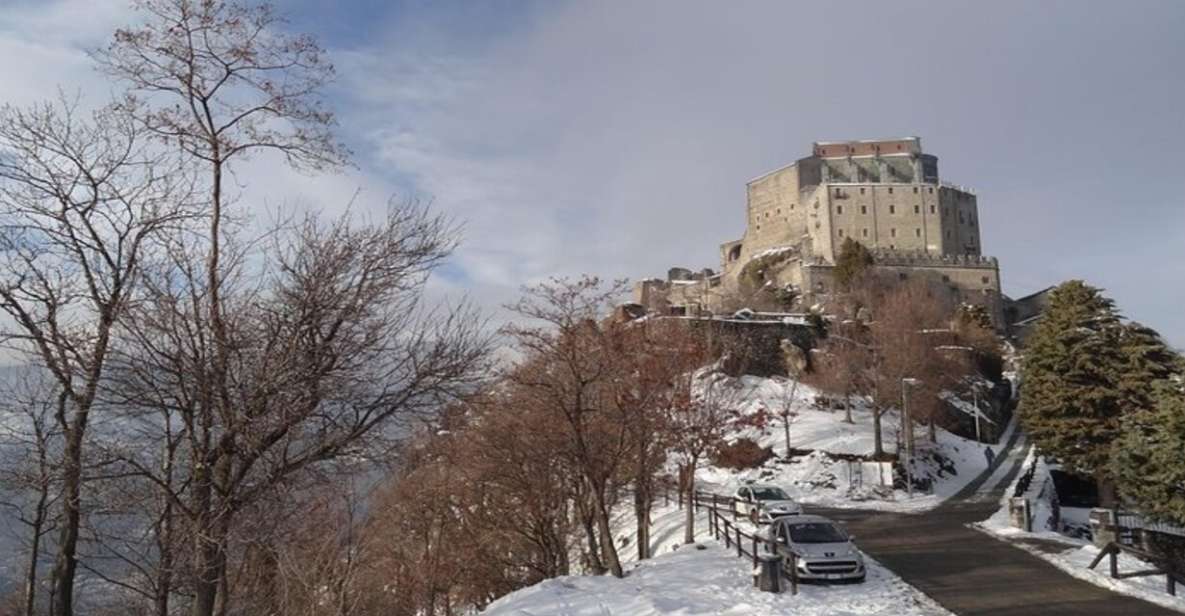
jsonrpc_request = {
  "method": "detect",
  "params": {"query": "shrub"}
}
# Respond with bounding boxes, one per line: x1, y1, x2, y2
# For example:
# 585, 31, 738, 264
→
711, 438, 775, 470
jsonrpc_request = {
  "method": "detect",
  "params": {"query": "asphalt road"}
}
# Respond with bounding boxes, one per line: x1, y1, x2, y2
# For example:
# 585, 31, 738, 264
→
811, 430, 1181, 615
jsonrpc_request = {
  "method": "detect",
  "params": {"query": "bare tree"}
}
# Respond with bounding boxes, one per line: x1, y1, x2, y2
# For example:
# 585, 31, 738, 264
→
0, 372, 65, 616
667, 360, 735, 544
95, 7, 351, 610
104, 207, 487, 614
0, 98, 194, 616
776, 374, 802, 457
503, 276, 632, 578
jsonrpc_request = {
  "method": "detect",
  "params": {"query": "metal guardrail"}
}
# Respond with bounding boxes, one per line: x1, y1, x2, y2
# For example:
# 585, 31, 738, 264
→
692, 490, 800, 595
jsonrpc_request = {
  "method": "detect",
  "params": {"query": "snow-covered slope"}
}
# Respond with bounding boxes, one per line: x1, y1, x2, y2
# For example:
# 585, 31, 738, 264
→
482, 538, 951, 616
482, 374, 1008, 615
698, 375, 1004, 513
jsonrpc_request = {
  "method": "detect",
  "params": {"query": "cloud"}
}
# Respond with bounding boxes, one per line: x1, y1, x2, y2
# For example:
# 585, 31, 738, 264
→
3, 0, 1184, 346
328, 1, 1185, 345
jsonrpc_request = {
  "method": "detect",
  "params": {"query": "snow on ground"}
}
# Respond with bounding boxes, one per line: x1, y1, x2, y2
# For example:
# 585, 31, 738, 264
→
696, 375, 1005, 513
482, 539, 952, 616
974, 449, 1185, 613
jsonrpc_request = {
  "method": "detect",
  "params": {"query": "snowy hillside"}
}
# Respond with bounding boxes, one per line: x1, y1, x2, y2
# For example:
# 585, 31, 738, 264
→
697, 375, 1005, 513
482, 538, 951, 616
481, 374, 1006, 615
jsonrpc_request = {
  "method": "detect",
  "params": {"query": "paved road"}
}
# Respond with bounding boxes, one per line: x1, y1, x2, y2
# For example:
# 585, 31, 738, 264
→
811, 429, 1180, 616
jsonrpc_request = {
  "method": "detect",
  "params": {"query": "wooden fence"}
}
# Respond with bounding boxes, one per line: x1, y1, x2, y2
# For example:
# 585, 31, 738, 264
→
1089, 541, 1184, 597
691, 490, 800, 595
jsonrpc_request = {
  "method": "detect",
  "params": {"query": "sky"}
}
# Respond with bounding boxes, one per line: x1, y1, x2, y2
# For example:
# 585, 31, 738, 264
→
1, 0, 1183, 347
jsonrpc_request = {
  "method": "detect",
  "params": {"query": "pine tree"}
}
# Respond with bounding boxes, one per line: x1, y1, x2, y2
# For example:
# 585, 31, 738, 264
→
833, 237, 874, 290
1019, 281, 1127, 494
1117, 322, 1183, 412
1111, 382, 1185, 525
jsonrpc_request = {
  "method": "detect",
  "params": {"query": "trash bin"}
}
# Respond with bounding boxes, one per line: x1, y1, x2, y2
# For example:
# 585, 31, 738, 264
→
754, 554, 783, 593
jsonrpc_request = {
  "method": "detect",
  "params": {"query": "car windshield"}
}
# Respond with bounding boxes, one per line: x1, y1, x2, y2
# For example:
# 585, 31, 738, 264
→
751, 487, 790, 500
787, 522, 847, 544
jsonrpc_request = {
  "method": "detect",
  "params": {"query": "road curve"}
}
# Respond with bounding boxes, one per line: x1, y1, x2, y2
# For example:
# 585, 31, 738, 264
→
811, 429, 1181, 616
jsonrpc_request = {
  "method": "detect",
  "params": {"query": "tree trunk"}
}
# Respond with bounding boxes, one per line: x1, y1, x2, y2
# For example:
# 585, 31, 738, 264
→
783, 417, 792, 457
190, 460, 232, 616
1098, 477, 1118, 509
928, 418, 937, 443
844, 393, 853, 424
49, 423, 85, 616
872, 408, 884, 457
577, 495, 604, 575
634, 485, 650, 561
23, 482, 49, 616
591, 486, 623, 578
682, 462, 697, 544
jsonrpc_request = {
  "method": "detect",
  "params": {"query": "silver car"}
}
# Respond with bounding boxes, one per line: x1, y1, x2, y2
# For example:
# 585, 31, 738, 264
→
733, 483, 804, 524
767, 514, 866, 583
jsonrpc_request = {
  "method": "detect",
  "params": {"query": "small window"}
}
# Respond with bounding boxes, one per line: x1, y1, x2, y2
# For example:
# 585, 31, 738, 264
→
776, 208, 781, 214
930, 205, 936, 214
837, 229, 844, 238
898, 272, 908, 280
835, 188, 842, 197
959, 212, 965, 224
913, 187, 919, 194
861, 206, 868, 215
756, 225, 761, 230
941, 275, 950, 283
914, 205, 920, 214
928, 187, 934, 194
888, 187, 894, 194
790, 204, 795, 210
915, 228, 921, 237
971, 219, 977, 228
836, 205, 844, 215
860, 187, 866, 195
862, 228, 869, 238
889, 205, 896, 214
945, 230, 951, 239
981, 276, 990, 284
890, 228, 897, 238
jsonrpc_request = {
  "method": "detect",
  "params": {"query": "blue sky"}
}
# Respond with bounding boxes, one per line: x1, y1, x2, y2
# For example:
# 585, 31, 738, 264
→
1, 0, 1183, 346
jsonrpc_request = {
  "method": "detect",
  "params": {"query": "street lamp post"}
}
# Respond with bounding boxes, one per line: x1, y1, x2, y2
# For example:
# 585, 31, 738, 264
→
973, 388, 981, 443
901, 377, 923, 498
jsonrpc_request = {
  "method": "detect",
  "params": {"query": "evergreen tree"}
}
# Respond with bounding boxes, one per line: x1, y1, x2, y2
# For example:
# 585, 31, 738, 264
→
1117, 322, 1184, 412
833, 237, 874, 290
1111, 382, 1185, 525
1019, 281, 1127, 493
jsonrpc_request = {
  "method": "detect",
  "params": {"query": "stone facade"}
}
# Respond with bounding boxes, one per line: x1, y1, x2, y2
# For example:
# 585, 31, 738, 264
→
637, 137, 1009, 328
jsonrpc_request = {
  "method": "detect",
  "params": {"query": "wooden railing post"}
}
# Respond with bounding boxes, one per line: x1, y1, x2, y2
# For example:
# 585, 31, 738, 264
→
751, 534, 758, 567
1110, 547, 1119, 579
735, 527, 742, 558
732, 497, 739, 521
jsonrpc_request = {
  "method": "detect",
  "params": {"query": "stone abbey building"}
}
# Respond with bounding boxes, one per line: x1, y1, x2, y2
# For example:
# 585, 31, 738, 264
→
635, 137, 1007, 326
